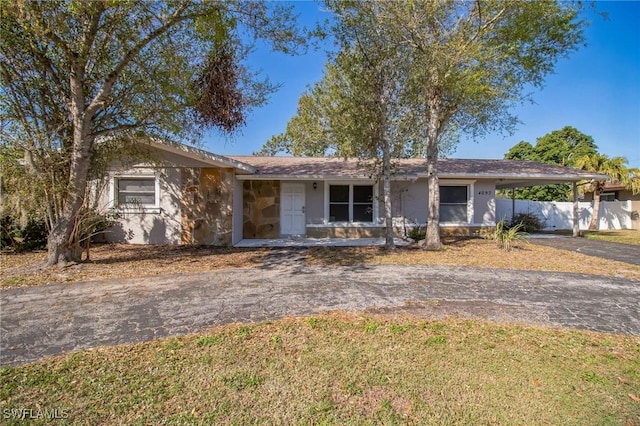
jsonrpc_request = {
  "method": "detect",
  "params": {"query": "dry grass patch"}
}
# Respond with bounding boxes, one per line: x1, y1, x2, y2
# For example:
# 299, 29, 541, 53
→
2, 238, 639, 289
1, 244, 269, 288
306, 238, 640, 280
1, 313, 638, 425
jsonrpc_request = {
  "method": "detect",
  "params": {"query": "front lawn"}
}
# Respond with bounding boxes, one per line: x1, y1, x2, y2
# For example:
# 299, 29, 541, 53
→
3, 238, 640, 289
1, 314, 638, 425
584, 229, 640, 246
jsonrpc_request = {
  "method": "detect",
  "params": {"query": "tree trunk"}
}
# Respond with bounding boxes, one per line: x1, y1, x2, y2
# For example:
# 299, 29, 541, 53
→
46, 146, 92, 266
425, 157, 442, 249
588, 192, 600, 231
46, 68, 94, 266
382, 143, 395, 250
424, 90, 442, 250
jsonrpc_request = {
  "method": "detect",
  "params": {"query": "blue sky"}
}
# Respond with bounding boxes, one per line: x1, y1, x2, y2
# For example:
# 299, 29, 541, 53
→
204, 1, 640, 169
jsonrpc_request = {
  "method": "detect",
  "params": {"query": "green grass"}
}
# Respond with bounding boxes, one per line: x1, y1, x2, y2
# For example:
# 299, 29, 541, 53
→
1, 314, 639, 425
583, 229, 640, 246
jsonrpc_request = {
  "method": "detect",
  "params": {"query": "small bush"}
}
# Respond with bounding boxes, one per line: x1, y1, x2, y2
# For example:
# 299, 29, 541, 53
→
490, 219, 529, 251
0, 216, 48, 252
21, 218, 49, 251
0, 216, 18, 249
407, 225, 426, 241
509, 213, 543, 233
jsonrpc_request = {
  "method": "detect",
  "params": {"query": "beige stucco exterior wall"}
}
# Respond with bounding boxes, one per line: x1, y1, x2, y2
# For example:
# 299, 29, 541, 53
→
304, 180, 325, 225
100, 167, 182, 244
390, 178, 494, 226
473, 180, 496, 226
391, 180, 427, 223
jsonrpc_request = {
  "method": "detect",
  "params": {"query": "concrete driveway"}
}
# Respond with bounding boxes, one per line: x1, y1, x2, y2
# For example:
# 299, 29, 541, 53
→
1, 263, 638, 366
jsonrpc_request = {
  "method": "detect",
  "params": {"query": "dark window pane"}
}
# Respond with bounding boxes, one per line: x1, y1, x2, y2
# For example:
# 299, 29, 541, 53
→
440, 186, 467, 204
440, 205, 467, 222
353, 204, 373, 222
330, 185, 349, 202
329, 204, 349, 222
353, 185, 373, 203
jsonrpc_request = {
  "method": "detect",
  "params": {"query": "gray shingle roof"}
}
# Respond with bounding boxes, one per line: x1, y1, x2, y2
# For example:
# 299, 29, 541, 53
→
228, 156, 606, 184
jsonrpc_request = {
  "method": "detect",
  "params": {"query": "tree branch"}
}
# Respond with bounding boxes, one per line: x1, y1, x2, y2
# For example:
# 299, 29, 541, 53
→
86, 2, 204, 118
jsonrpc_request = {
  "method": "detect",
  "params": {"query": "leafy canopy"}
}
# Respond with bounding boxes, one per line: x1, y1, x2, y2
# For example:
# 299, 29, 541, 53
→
0, 0, 307, 263
504, 126, 598, 201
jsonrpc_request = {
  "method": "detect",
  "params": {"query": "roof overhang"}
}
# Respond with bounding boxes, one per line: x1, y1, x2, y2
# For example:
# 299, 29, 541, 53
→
492, 173, 608, 189
148, 140, 256, 174
235, 174, 376, 181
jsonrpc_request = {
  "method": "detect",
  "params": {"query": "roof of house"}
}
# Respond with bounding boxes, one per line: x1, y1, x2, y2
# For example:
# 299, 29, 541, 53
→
149, 140, 256, 173
146, 141, 606, 188
229, 156, 607, 188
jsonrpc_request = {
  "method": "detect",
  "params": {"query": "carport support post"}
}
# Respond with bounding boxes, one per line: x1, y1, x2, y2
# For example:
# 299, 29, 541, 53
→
572, 182, 579, 237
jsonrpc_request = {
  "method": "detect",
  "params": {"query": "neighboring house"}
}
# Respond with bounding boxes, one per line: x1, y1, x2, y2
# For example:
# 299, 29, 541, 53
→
581, 181, 640, 202
580, 181, 640, 231
98, 140, 605, 245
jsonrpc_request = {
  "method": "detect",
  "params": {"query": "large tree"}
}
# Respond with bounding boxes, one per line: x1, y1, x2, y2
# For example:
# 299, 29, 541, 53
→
259, 2, 430, 249
264, 1, 587, 249
260, 53, 416, 250
575, 154, 640, 230
0, 0, 305, 265
504, 126, 599, 201
367, 0, 588, 249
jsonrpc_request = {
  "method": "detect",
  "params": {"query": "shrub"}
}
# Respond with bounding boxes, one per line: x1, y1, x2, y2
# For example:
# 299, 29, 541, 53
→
491, 219, 529, 251
1, 216, 18, 249
0, 216, 48, 252
407, 225, 426, 241
509, 213, 543, 233
20, 218, 49, 251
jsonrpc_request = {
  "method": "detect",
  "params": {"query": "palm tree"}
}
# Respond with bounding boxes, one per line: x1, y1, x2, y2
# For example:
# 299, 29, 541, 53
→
575, 154, 640, 230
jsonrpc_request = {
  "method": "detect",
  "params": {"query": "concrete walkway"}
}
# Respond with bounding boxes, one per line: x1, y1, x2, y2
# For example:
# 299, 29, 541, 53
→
1, 263, 638, 366
530, 236, 640, 266
235, 237, 410, 248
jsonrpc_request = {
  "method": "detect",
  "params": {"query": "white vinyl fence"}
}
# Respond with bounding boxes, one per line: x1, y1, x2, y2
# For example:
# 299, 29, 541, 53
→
495, 199, 633, 231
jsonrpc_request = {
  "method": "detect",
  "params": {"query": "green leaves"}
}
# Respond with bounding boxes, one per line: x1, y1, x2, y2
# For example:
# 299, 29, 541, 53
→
504, 126, 599, 201
1, 0, 309, 264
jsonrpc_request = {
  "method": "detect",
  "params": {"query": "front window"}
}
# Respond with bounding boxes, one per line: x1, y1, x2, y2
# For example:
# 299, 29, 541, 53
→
440, 185, 468, 223
600, 192, 616, 202
117, 177, 157, 207
353, 185, 373, 222
329, 184, 374, 223
329, 185, 350, 222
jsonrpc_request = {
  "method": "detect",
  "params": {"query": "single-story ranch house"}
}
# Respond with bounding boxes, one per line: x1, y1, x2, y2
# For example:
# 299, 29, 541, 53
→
98, 140, 606, 245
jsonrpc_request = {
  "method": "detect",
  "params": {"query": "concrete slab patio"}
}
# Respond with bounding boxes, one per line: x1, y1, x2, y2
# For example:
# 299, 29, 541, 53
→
1, 262, 638, 366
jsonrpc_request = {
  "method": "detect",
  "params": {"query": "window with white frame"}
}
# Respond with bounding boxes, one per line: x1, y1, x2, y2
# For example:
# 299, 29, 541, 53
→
440, 185, 469, 223
600, 192, 616, 202
116, 177, 157, 207
328, 184, 374, 223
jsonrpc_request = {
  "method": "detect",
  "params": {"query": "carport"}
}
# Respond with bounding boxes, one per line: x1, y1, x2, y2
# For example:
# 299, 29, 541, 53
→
495, 171, 607, 237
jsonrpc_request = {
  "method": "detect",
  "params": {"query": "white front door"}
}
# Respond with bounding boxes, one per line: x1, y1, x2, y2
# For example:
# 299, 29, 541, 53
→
281, 183, 306, 235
